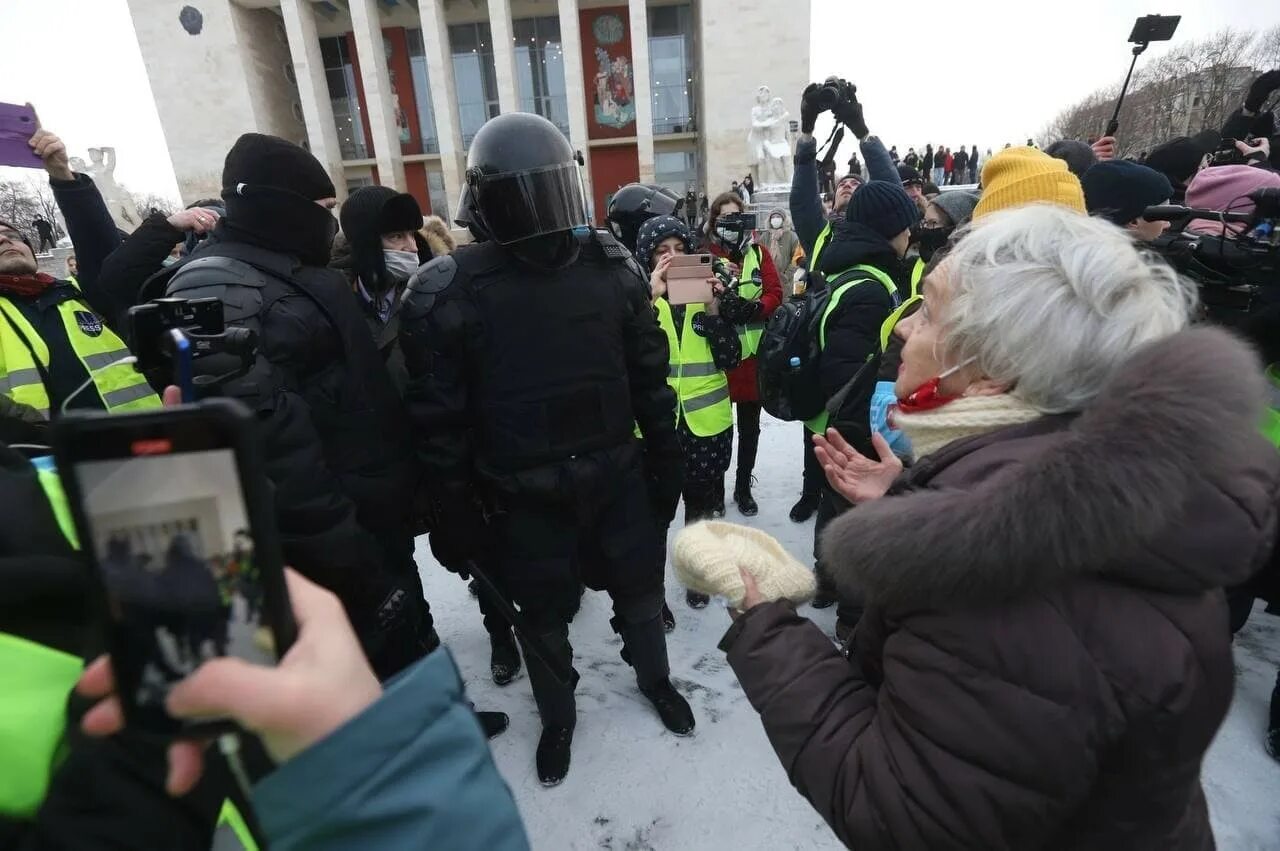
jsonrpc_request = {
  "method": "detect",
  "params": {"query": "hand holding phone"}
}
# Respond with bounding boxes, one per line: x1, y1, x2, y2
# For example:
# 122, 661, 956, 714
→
54, 400, 296, 737
78, 569, 381, 795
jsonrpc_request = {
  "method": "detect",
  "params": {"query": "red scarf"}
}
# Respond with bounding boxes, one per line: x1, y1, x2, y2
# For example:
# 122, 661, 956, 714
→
888, 377, 961, 427
0, 273, 56, 298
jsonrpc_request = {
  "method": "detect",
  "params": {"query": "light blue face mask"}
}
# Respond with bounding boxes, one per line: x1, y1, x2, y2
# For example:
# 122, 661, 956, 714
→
162, 255, 180, 267
382, 248, 420, 283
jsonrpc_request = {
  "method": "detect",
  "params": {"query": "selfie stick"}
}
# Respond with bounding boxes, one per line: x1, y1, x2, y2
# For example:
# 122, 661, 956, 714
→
1106, 41, 1151, 137
465, 558, 578, 687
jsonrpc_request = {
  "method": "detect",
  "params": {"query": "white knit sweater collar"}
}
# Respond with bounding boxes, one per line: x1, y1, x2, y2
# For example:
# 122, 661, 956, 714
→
894, 394, 1043, 460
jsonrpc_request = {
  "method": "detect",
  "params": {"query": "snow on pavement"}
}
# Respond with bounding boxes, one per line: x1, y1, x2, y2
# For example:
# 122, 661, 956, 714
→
419, 412, 1280, 850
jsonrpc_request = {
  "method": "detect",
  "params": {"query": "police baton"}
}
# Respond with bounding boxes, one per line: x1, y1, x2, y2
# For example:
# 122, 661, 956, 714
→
464, 559, 578, 688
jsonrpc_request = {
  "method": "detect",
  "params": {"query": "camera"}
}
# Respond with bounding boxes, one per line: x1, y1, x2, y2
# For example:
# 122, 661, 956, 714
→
811, 77, 855, 112
127, 298, 258, 394
1209, 137, 1252, 168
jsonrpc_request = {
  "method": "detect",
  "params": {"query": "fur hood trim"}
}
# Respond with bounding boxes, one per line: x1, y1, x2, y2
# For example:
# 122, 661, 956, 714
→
820, 327, 1279, 610
420, 216, 455, 257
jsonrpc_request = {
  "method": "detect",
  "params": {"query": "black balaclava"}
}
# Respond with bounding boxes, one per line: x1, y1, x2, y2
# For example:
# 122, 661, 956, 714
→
219, 133, 338, 267
509, 231, 580, 271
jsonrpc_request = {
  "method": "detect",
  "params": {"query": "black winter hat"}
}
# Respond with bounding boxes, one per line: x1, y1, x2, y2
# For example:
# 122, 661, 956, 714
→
339, 186, 426, 291
896, 163, 923, 186
636, 215, 693, 271
1044, 139, 1097, 178
844, 180, 920, 240
222, 133, 335, 200
1081, 160, 1173, 226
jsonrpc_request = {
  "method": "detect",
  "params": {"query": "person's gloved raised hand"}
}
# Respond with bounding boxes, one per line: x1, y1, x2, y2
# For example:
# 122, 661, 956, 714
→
1244, 70, 1280, 113
832, 82, 869, 140
799, 83, 823, 135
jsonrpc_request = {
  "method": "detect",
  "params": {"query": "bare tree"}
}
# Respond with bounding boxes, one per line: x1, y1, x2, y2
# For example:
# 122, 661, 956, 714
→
25, 178, 63, 240
0, 180, 40, 237
1046, 26, 1270, 157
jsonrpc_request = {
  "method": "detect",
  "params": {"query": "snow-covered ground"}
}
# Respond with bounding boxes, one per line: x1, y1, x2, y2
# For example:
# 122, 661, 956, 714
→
418, 412, 1280, 850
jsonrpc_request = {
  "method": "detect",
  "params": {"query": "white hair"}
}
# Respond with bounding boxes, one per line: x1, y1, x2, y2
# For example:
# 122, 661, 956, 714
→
937, 204, 1198, 413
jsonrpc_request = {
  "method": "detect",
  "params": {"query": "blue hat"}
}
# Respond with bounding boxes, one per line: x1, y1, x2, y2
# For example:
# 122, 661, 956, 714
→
845, 180, 921, 240
636, 215, 693, 270
1081, 160, 1173, 226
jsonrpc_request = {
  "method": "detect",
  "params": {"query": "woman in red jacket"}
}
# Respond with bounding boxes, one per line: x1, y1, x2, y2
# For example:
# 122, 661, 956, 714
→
704, 192, 783, 517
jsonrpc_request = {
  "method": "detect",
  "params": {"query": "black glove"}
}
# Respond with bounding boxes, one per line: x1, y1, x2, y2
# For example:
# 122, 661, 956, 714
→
833, 82, 869, 140
800, 83, 823, 135
427, 493, 487, 575
644, 443, 684, 529
1245, 70, 1280, 113
717, 287, 760, 325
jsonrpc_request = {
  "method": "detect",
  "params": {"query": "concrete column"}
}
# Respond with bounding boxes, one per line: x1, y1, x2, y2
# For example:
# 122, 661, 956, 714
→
279, 0, 346, 199
487, 0, 520, 113
627, 0, 654, 182
416, 0, 466, 218
555, 0, 593, 212
349, 0, 406, 189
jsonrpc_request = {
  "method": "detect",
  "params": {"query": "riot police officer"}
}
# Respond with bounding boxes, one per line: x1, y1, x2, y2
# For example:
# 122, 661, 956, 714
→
605, 182, 681, 253
401, 113, 693, 787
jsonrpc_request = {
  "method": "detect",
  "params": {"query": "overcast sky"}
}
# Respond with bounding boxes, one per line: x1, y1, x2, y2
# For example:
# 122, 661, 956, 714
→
1, 0, 1276, 198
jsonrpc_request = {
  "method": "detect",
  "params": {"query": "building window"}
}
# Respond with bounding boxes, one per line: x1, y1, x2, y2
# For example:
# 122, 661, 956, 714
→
346, 175, 375, 193
449, 22, 500, 147
654, 149, 697, 197
320, 36, 369, 160
647, 5, 695, 135
513, 17, 570, 135
427, 169, 449, 222
405, 29, 442, 154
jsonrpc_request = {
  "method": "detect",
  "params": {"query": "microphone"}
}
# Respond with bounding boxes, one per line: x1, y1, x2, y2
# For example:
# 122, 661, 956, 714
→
1141, 205, 1253, 224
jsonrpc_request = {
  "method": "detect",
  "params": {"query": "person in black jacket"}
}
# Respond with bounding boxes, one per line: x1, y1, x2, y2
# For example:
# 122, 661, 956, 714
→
144, 134, 451, 693
808, 181, 920, 640
401, 113, 693, 787
951, 146, 969, 184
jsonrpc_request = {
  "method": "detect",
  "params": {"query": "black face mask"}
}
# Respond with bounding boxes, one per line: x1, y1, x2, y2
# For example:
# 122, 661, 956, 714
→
912, 224, 954, 263
509, 231, 581, 271
222, 185, 337, 267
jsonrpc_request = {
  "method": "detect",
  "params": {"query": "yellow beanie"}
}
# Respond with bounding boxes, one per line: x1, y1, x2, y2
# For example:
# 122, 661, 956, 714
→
673, 521, 816, 608
973, 147, 1087, 220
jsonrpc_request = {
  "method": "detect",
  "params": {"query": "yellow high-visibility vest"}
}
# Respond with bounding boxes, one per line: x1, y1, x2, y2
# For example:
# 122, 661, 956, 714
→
733, 246, 767, 359
655, 299, 733, 437
0, 293, 159, 416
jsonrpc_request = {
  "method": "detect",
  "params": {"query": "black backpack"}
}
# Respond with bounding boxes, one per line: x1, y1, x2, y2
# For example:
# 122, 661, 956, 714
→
757, 266, 888, 422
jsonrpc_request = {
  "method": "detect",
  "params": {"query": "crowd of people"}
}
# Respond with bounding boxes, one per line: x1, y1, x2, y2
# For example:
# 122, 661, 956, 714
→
1, 58, 1279, 851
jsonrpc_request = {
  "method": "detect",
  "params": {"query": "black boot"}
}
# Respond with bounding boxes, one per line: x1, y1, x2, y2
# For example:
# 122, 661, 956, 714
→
661, 602, 676, 632
640, 678, 696, 736
686, 589, 710, 609
489, 628, 522, 686
1267, 672, 1280, 762
476, 710, 510, 739
734, 474, 758, 517
790, 492, 819, 522
713, 478, 725, 518
536, 726, 574, 786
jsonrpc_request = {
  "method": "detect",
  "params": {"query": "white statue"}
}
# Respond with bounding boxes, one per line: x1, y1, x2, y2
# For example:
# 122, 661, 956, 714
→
72, 147, 139, 233
764, 98, 793, 186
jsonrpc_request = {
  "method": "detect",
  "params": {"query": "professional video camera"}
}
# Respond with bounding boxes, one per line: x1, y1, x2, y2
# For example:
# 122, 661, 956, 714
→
127, 298, 258, 396
1144, 187, 1280, 326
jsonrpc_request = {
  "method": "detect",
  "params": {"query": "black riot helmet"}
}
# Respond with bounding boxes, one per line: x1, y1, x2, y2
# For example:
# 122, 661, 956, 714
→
606, 183, 681, 252
453, 183, 490, 243
465, 112, 588, 247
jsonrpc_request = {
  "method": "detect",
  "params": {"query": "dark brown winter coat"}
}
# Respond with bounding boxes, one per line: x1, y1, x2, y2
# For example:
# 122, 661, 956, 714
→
723, 327, 1280, 850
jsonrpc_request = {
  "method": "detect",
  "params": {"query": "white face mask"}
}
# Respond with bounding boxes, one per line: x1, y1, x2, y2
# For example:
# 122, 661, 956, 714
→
382, 248, 420, 284
769, 215, 784, 230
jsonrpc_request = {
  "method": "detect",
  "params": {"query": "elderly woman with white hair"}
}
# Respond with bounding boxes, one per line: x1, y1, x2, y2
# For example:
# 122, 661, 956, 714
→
721, 205, 1280, 850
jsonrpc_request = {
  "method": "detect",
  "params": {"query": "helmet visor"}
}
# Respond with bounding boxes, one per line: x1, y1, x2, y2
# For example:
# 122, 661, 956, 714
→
474, 163, 588, 245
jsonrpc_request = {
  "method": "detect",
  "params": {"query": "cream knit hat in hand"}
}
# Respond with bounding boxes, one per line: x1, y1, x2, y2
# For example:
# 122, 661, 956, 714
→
673, 521, 816, 608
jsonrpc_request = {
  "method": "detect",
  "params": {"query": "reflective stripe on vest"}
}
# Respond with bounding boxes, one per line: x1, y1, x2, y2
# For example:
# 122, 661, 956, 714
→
804, 264, 899, 435
1264, 365, 1280, 449
0, 461, 82, 819
655, 299, 733, 437
809, 223, 833, 272
0, 296, 160, 415
211, 799, 261, 851
733, 246, 767, 358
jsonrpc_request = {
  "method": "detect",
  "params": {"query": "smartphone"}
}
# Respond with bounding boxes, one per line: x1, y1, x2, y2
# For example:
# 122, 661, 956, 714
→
666, 253, 714, 305
1128, 14, 1180, 44
0, 103, 41, 168
53, 400, 296, 736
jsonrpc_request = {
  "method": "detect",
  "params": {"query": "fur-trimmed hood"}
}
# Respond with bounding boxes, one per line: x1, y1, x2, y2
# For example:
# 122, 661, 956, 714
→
419, 215, 455, 258
821, 326, 1280, 611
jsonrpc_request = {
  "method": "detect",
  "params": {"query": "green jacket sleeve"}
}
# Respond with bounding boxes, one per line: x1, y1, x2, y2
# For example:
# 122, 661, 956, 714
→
251, 649, 529, 851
